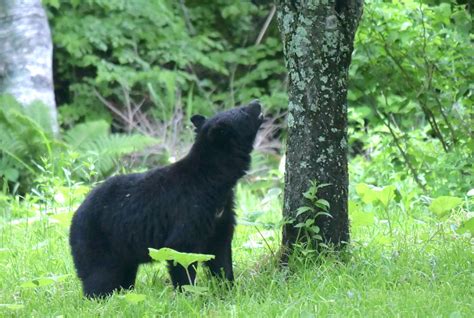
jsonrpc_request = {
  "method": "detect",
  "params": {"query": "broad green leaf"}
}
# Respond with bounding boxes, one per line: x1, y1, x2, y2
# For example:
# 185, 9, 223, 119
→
0, 304, 24, 310
429, 196, 463, 218
355, 183, 395, 207
373, 234, 394, 246
21, 274, 70, 288
372, 185, 396, 207
123, 293, 146, 304
315, 199, 330, 210
303, 191, 314, 200
350, 210, 375, 227
400, 21, 412, 31
296, 206, 313, 217
318, 243, 329, 249
148, 248, 214, 268
349, 200, 375, 227
452, 10, 471, 35
457, 217, 474, 236
21, 277, 55, 288
355, 183, 377, 204
4, 167, 19, 181
310, 226, 320, 234
293, 219, 316, 229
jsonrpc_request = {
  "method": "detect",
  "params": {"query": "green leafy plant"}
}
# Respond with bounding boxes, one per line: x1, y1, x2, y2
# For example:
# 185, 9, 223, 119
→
0, 95, 156, 193
428, 196, 463, 218
63, 120, 156, 179
355, 183, 397, 237
148, 247, 214, 288
457, 217, 474, 236
349, 1, 472, 196
291, 181, 332, 252
0, 95, 59, 191
20, 274, 70, 289
349, 200, 375, 228
42, 0, 286, 132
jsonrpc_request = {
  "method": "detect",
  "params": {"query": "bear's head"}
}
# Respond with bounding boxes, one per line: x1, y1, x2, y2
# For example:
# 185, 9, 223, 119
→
190, 100, 264, 159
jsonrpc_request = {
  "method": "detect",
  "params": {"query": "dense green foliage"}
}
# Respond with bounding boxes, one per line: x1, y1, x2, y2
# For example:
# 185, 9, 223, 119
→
40, 0, 472, 197
2, 0, 471, 195
45, 0, 286, 128
0, 0, 472, 316
0, 95, 155, 193
0, 95, 58, 189
350, 0, 473, 196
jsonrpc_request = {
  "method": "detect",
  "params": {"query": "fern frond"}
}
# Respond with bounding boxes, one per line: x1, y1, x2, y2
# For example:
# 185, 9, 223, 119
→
64, 120, 156, 177
63, 120, 109, 148
0, 94, 55, 186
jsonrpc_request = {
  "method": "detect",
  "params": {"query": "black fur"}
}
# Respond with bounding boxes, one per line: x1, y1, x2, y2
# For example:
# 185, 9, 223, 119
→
69, 101, 263, 298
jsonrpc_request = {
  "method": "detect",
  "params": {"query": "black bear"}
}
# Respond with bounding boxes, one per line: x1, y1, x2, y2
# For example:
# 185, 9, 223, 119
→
69, 101, 264, 298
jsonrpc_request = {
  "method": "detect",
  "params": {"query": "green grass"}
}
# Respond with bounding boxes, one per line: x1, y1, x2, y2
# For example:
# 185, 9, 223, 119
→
1, 170, 473, 317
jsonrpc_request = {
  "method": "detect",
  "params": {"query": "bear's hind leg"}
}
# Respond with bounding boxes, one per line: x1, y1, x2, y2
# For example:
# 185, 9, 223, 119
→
122, 263, 139, 290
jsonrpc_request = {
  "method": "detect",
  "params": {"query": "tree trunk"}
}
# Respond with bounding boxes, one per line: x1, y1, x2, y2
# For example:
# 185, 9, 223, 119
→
277, 1, 363, 258
0, 0, 58, 134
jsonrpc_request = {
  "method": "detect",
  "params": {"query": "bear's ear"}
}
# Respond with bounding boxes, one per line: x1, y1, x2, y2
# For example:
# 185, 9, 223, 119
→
191, 115, 206, 130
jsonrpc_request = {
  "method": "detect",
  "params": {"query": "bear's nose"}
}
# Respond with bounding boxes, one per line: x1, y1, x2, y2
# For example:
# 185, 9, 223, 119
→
247, 99, 262, 117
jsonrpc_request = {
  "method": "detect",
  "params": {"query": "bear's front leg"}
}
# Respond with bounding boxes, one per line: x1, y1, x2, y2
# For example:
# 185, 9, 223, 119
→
205, 238, 234, 281
167, 261, 197, 288
163, 229, 202, 288
205, 215, 235, 281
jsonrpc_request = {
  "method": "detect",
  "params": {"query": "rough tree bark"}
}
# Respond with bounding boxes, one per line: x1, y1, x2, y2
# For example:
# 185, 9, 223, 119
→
277, 0, 363, 258
0, 0, 58, 134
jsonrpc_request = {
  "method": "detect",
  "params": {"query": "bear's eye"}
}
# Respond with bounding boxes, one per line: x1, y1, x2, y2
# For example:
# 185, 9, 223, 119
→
239, 109, 250, 118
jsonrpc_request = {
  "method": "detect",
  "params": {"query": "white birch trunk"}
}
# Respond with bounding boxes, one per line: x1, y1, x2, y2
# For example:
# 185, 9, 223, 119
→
0, 0, 58, 134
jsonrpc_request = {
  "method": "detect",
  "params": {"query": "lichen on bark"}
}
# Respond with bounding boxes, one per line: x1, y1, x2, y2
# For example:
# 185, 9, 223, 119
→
277, 0, 364, 258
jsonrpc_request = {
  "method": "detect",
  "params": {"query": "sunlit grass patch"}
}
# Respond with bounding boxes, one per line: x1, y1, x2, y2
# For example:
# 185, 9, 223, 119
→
1, 164, 473, 317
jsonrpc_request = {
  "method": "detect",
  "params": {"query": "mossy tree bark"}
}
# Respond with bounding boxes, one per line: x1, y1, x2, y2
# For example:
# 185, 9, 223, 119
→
277, 0, 363, 258
0, 0, 58, 134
